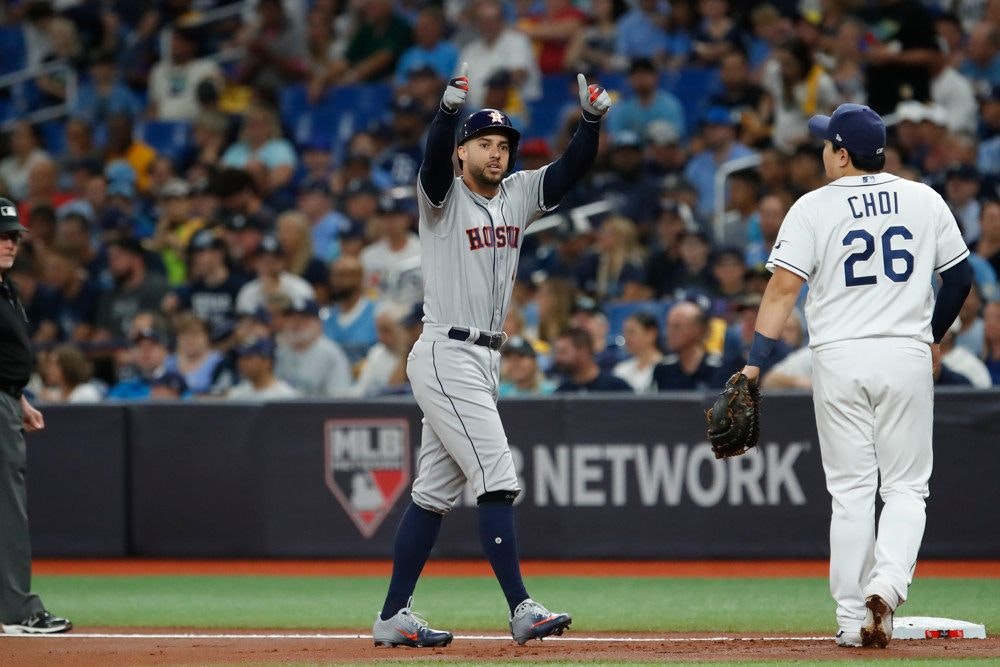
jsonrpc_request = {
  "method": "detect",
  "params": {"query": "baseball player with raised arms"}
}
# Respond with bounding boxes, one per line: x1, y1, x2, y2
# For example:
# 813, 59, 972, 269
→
372, 64, 611, 648
738, 104, 972, 648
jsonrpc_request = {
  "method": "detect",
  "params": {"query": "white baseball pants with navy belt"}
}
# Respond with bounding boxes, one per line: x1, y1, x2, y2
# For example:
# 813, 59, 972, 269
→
811, 337, 933, 633
406, 325, 520, 514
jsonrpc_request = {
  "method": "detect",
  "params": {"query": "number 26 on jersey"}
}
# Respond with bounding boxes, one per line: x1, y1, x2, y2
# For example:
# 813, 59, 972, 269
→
842, 226, 914, 287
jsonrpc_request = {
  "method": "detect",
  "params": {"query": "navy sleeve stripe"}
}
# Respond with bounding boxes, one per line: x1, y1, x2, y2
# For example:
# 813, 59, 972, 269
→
771, 258, 810, 279
935, 248, 970, 272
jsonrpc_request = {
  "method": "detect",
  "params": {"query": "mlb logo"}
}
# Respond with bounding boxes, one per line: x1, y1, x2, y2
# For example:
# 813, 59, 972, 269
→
0, 206, 16, 217
863, 175, 874, 183
324, 419, 411, 538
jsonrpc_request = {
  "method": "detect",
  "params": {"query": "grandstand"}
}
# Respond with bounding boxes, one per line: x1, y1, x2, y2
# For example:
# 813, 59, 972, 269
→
0, 0, 998, 400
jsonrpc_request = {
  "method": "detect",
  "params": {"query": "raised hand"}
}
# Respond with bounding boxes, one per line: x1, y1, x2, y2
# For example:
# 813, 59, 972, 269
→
577, 72, 612, 118
442, 62, 470, 112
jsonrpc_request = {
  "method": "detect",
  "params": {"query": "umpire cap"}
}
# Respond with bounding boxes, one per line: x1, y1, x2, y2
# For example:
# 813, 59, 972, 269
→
458, 108, 521, 174
0, 199, 30, 233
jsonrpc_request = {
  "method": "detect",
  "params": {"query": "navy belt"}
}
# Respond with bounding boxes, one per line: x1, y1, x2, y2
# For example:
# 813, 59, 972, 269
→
448, 327, 505, 351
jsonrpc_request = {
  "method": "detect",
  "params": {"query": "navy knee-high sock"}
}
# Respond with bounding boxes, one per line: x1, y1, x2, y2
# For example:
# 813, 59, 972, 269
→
478, 502, 530, 614
380, 502, 442, 621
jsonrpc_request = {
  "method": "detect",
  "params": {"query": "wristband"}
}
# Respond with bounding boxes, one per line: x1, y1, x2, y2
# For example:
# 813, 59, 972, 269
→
747, 331, 778, 368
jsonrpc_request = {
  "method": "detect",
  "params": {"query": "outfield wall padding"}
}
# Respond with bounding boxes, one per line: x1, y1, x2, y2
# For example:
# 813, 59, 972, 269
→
26, 392, 1000, 558
27, 406, 128, 556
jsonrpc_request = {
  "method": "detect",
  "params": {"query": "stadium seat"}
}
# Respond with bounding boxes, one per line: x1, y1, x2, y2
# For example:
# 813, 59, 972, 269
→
136, 120, 192, 160
668, 67, 720, 131
0, 26, 26, 76
603, 300, 672, 342
39, 120, 66, 155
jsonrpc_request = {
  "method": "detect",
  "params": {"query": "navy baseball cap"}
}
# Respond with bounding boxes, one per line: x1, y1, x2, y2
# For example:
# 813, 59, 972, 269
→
188, 229, 226, 253
237, 306, 272, 325
808, 103, 886, 158
254, 234, 282, 256
132, 327, 165, 345
401, 302, 424, 328
703, 106, 736, 127
287, 298, 321, 317
501, 335, 536, 358
298, 176, 332, 196
236, 336, 276, 358
151, 371, 188, 395
378, 191, 418, 216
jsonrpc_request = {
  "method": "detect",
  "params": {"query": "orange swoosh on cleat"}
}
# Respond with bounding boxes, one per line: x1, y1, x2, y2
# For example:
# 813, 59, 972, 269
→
531, 615, 560, 628
399, 630, 419, 641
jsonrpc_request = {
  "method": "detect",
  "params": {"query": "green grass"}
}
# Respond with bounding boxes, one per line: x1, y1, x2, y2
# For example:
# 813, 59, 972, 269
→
32, 575, 999, 634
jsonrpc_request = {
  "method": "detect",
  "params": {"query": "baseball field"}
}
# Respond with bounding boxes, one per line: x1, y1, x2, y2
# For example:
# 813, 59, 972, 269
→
1, 559, 998, 665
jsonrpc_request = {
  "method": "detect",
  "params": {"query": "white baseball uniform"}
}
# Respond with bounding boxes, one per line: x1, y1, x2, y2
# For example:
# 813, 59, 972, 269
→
767, 172, 969, 634
408, 168, 551, 513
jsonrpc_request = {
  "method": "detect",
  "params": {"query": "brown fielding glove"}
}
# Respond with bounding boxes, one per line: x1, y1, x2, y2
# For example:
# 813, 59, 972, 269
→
705, 373, 760, 459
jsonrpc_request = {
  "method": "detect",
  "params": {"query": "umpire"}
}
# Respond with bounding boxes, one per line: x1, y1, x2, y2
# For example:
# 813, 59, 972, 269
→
0, 199, 71, 634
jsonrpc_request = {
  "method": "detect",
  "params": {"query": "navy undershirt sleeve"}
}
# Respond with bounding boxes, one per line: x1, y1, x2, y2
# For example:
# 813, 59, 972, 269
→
419, 106, 461, 206
542, 112, 601, 210
932, 258, 973, 343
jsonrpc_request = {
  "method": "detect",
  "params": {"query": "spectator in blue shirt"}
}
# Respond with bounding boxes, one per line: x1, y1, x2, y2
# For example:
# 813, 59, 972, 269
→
983, 301, 1000, 385
322, 255, 377, 366
107, 327, 170, 400
163, 313, 223, 395
663, 0, 698, 70
682, 106, 755, 224
499, 336, 557, 397
553, 327, 633, 393
297, 177, 348, 263
221, 106, 298, 204
960, 23, 1000, 93
615, 0, 668, 60
73, 49, 144, 126
393, 6, 458, 86
609, 57, 686, 140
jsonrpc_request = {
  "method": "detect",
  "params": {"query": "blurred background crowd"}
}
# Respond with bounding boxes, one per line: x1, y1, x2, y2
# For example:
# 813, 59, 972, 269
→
1, 0, 1000, 402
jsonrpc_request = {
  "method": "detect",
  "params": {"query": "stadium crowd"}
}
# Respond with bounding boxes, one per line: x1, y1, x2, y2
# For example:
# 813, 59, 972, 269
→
1, 0, 1000, 401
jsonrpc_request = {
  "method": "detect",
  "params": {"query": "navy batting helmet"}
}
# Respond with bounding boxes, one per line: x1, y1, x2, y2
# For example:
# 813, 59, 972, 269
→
458, 108, 521, 174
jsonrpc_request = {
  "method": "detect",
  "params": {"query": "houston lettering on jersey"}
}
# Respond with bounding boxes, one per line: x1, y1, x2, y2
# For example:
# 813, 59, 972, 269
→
466, 225, 520, 250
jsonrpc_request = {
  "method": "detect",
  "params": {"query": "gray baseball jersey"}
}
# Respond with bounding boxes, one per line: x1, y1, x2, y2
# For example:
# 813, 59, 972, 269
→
408, 168, 551, 513
417, 168, 550, 332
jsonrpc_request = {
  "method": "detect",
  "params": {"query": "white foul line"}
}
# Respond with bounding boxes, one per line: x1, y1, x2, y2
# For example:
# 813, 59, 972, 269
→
3, 632, 832, 643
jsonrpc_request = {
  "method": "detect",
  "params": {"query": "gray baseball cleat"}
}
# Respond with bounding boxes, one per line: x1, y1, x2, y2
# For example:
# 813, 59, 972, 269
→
372, 597, 453, 648
860, 595, 893, 648
509, 598, 572, 645
835, 629, 862, 647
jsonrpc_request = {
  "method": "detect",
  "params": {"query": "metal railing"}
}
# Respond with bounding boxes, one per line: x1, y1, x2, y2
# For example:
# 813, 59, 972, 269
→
0, 61, 78, 129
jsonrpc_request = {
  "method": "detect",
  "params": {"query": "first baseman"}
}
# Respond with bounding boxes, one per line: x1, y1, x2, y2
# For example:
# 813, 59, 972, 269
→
372, 64, 612, 647
739, 104, 972, 648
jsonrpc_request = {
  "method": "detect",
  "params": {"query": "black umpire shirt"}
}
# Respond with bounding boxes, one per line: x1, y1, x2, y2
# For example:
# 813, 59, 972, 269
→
0, 275, 34, 390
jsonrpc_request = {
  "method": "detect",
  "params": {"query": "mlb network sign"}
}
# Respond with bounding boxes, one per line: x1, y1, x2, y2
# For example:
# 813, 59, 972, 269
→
324, 419, 410, 538
444, 441, 811, 509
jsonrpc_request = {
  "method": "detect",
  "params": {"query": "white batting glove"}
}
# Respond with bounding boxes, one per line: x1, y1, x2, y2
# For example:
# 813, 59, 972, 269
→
441, 62, 469, 113
577, 72, 612, 119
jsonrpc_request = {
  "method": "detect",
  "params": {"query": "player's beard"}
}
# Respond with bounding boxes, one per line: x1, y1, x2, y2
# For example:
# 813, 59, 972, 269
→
469, 159, 505, 187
